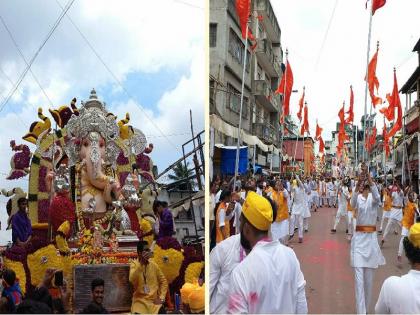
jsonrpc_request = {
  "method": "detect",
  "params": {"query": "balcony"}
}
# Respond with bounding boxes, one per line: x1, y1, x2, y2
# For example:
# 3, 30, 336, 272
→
253, 122, 278, 144
255, 39, 281, 77
253, 80, 279, 112
255, 0, 281, 43
404, 101, 420, 134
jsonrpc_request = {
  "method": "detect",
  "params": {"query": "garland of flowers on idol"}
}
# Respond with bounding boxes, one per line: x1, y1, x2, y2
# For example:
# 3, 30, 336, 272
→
75, 162, 85, 232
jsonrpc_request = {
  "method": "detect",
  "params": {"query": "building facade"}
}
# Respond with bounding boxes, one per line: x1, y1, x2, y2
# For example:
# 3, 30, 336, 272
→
209, 0, 283, 179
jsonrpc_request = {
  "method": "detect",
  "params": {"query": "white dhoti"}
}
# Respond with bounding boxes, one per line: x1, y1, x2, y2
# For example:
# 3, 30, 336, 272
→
328, 192, 335, 207
333, 203, 348, 230
289, 214, 303, 238
351, 232, 385, 314
398, 226, 410, 257
354, 267, 374, 314
271, 220, 289, 243
311, 191, 319, 207
379, 210, 390, 231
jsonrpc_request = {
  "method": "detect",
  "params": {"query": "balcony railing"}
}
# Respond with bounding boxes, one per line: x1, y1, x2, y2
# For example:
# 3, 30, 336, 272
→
255, 39, 281, 77
253, 122, 278, 144
255, 0, 281, 43
253, 80, 279, 112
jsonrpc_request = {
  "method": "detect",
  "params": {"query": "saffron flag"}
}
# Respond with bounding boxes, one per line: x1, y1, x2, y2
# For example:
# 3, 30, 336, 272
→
382, 120, 390, 157
380, 69, 400, 122
372, 0, 386, 15
338, 103, 345, 124
345, 86, 354, 124
319, 136, 325, 153
276, 61, 294, 118
365, 50, 383, 107
387, 95, 402, 138
235, 0, 251, 39
297, 87, 305, 122
315, 122, 323, 141
368, 125, 377, 151
300, 104, 309, 136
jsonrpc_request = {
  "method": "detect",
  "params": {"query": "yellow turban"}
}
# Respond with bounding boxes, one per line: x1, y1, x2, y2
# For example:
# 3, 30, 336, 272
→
242, 191, 272, 231
188, 285, 205, 313
408, 223, 420, 248
180, 282, 197, 305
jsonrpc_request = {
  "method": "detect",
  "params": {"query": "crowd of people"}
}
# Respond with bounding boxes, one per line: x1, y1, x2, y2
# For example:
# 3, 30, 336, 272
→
0, 196, 205, 314
210, 163, 420, 314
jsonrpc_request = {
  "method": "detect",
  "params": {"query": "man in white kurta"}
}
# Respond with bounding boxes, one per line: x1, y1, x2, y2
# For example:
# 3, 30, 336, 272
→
290, 176, 306, 243
350, 177, 386, 314
210, 234, 244, 314
319, 178, 327, 207
310, 178, 319, 211
381, 185, 404, 247
375, 223, 420, 314
327, 179, 335, 208
303, 180, 311, 232
227, 191, 307, 314
331, 183, 349, 233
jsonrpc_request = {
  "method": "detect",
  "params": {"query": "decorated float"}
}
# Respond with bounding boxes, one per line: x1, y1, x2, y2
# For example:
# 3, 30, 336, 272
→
1, 90, 204, 312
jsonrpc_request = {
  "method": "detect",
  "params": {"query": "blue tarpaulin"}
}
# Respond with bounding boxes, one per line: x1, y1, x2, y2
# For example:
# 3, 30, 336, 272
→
220, 146, 248, 175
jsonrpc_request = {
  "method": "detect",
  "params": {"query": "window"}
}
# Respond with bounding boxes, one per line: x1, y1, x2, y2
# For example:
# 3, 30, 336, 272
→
228, 28, 251, 72
210, 79, 215, 106
227, 83, 240, 113
227, 83, 248, 118
210, 24, 217, 47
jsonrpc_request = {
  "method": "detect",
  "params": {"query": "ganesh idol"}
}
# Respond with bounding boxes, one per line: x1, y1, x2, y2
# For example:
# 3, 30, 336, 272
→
64, 90, 122, 229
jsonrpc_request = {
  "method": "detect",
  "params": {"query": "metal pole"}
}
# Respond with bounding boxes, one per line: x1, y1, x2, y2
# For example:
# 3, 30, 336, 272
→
233, 26, 249, 190
363, 1, 374, 162
279, 49, 289, 176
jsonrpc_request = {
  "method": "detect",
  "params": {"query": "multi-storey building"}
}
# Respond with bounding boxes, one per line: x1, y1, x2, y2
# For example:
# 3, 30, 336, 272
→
209, 0, 283, 178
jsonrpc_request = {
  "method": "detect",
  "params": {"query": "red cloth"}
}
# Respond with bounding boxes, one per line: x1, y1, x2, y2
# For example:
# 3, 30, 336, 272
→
345, 86, 354, 124
315, 123, 323, 141
382, 120, 390, 157
372, 0, 386, 15
124, 206, 140, 233
297, 89, 305, 121
380, 70, 400, 122
319, 137, 325, 153
300, 105, 309, 135
276, 61, 294, 117
235, 0, 251, 39
365, 50, 383, 107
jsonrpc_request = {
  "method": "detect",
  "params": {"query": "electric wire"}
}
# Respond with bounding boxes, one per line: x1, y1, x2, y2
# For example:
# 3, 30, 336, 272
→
0, 0, 75, 114
55, 0, 181, 152
0, 16, 54, 107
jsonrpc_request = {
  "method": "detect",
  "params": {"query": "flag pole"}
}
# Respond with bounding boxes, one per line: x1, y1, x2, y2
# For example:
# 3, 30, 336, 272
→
279, 48, 288, 176
233, 26, 249, 190
363, 0, 374, 163
293, 87, 305, 167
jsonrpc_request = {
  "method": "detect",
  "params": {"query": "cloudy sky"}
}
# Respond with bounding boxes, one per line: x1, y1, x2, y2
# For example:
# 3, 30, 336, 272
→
272, 0, 419, 144
0, 0, 204, 244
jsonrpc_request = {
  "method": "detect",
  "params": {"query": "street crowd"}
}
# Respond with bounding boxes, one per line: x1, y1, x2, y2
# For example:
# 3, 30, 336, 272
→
210, 163, 420, 314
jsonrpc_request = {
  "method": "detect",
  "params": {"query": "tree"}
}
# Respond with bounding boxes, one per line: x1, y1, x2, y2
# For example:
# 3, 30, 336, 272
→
168, 162, 194, 190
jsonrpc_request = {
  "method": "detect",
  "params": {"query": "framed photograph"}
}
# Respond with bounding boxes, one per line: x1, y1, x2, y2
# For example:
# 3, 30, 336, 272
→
73, 264, 132, 313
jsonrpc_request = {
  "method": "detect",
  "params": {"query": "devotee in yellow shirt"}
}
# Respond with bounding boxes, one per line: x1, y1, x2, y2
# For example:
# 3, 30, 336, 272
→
129, 240, 168, 314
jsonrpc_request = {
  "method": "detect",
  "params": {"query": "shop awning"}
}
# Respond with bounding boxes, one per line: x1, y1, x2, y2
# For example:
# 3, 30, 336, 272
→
210, 114, 279, 153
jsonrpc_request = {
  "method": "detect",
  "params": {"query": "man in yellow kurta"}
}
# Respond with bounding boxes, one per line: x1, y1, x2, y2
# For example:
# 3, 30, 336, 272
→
397, 192, 419, 262
129, 240, 168, 314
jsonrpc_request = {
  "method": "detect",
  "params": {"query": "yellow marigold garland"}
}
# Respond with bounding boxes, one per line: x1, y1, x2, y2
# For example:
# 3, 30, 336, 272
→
3, 258, 26, 294
184, 262, 204, 284
27, 245, 64, 286
152, 246, 184, 284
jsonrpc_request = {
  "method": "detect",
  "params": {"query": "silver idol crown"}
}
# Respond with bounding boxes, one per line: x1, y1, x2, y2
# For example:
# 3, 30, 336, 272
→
65, 89, 120, 167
